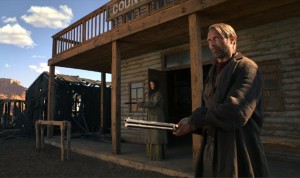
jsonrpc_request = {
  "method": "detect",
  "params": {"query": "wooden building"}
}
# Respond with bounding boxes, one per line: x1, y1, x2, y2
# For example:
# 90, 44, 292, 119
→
25, 72, 111, 134
47, 0, 300, 164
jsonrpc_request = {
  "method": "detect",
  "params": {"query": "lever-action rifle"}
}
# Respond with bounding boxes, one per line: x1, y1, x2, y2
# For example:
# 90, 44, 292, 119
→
124, 117, 176, 131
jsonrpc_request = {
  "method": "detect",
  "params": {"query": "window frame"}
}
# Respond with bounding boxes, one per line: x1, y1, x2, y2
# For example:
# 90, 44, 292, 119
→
128, 81, 144, 112
257, 60, 284, 112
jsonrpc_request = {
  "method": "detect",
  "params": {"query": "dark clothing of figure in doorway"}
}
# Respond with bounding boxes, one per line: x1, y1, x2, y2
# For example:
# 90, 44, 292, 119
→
138, 80, 168, 161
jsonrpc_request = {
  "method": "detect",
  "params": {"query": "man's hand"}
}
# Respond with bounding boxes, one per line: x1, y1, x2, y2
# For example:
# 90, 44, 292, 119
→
173, 117, 193, 136
137, 102, 144, 107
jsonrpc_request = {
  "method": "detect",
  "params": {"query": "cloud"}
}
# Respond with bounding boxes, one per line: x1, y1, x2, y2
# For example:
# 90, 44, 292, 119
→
32, 55, 47, 59
1, 16, 17, 23
29, 63, 48, 73
0, 23, 35, 48
5, 64, 11, 68
21, 5, 73, 29
29, 62, 60, 74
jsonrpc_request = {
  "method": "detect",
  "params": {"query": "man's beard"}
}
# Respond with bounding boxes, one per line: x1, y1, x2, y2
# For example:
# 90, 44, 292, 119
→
211, 45, 231, 59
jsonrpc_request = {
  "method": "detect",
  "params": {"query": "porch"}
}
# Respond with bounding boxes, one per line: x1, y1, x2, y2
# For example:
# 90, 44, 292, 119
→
44, 134, 300, 177
45, 134, 194, 177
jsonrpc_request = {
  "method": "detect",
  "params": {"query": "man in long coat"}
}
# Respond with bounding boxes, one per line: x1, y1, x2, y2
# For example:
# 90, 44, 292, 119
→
138, 80, 168, 160
173, 23, 269, 177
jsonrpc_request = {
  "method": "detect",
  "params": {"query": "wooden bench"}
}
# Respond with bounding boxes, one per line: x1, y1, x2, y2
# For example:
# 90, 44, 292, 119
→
35, 120, 71, 161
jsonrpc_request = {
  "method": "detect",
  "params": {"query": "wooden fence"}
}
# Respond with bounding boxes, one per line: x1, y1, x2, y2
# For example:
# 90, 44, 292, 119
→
0, 99, 25, 129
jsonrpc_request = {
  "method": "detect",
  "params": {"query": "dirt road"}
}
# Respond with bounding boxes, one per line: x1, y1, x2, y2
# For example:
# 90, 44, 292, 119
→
1, 130, 299, 178
0, 134, 174, 177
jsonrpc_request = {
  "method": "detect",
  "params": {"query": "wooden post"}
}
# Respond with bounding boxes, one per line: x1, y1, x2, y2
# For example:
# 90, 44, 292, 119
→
7, 101, 11, 125
13, 101, 16, 121
3, 103, 7, 129
60, 122, 65, 161
41, 125, 45, 148
111, 41, 121, 154
35, 121, 41, 149
101, 72, 106, 131
67, 122, 71, 160
47, 65, 55, 138
189, 13, 203, 168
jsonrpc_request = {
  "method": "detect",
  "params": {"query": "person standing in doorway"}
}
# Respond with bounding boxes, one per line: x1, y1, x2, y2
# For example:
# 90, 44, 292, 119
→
138, 80, 167, 161
173, 23, 269, 177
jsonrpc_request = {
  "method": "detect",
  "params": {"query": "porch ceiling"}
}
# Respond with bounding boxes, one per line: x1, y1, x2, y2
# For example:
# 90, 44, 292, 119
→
48, 0, 300, 74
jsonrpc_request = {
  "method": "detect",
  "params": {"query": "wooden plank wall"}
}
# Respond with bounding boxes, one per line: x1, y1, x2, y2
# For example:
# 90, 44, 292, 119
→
120, 50, 162, 143
120, 17, 300, 147
237, 17, 300, 146
120, 45, 188, 143
238, 17, 300, 147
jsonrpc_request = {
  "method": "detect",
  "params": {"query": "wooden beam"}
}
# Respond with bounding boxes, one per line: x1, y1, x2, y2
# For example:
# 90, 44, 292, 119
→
101, 72, 106, 130
189, 13, 203, 169
111, 41, 121, 154
47, 65, 55, 138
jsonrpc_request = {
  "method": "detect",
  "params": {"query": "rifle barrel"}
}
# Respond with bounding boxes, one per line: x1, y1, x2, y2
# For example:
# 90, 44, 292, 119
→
124, 102, 138, 105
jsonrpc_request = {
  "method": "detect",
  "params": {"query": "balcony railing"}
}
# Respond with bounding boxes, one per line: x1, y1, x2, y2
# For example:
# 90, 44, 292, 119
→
52, 0, 182, 56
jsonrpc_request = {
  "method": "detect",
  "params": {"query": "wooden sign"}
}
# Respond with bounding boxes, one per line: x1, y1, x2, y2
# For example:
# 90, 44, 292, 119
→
106, 0, 152, 21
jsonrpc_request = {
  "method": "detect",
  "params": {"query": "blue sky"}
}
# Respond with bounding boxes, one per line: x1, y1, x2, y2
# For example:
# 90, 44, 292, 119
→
0, 0, 110, 88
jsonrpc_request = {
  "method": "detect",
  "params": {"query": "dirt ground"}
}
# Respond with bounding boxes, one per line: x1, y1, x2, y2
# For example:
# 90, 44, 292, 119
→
1, 130, 299, 178
0, 133, 174, 178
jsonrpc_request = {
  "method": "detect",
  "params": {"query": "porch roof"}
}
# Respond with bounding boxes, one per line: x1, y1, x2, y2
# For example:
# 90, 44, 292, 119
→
48, 0, 300, 73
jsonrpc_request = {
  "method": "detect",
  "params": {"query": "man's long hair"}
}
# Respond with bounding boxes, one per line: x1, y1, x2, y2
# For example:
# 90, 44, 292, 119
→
209, 23, 237, 52
149, 80, 160, 96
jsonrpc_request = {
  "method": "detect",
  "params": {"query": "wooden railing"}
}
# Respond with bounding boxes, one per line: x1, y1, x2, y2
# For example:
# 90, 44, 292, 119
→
52, 0, 182, 56
52, 5, 111, 56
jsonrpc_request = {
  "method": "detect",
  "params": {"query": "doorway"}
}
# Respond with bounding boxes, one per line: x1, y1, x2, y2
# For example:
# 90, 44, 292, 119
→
166, 64, 212, 146
166, 68, 192, 145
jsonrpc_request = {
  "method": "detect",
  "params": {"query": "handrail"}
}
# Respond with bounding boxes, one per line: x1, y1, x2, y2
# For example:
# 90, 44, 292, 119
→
52, 0, 182, 57
52, 5, 111, 56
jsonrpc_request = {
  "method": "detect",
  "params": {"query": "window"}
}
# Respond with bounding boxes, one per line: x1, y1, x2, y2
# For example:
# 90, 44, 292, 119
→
129, 82, 144, 112
162, 46, 212, 69
258, 60, 284, 112
165, 50, 190, 68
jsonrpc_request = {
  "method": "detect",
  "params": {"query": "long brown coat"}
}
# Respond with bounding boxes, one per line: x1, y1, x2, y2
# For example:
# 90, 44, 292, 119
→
139, 91, 168, 144
189, 53, 269, 177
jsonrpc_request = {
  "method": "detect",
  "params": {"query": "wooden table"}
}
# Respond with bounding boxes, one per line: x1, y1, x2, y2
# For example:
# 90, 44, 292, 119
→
35, 120, 71, 161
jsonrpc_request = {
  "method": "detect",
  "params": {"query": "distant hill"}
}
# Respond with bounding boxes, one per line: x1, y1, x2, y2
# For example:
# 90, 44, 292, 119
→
0, 78, 27, 100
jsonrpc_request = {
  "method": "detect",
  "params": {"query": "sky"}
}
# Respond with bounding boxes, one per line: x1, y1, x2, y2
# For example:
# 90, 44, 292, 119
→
0, 0, 110, 88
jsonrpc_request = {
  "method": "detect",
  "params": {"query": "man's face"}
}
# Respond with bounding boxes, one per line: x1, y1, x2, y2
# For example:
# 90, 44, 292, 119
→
149, 81, 155, 90
207, 29, 233, 60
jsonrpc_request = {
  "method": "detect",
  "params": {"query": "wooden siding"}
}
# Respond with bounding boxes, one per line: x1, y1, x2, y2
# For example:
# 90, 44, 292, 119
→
238, 17, 300, 147
120, 51, 162, 143
120, 17, 300, 147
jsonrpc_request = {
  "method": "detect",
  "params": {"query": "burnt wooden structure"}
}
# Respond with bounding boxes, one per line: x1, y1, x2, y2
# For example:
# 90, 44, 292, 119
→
0, 99, 25, 129
47, 0, 300, 165
26, 72, 111, 134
